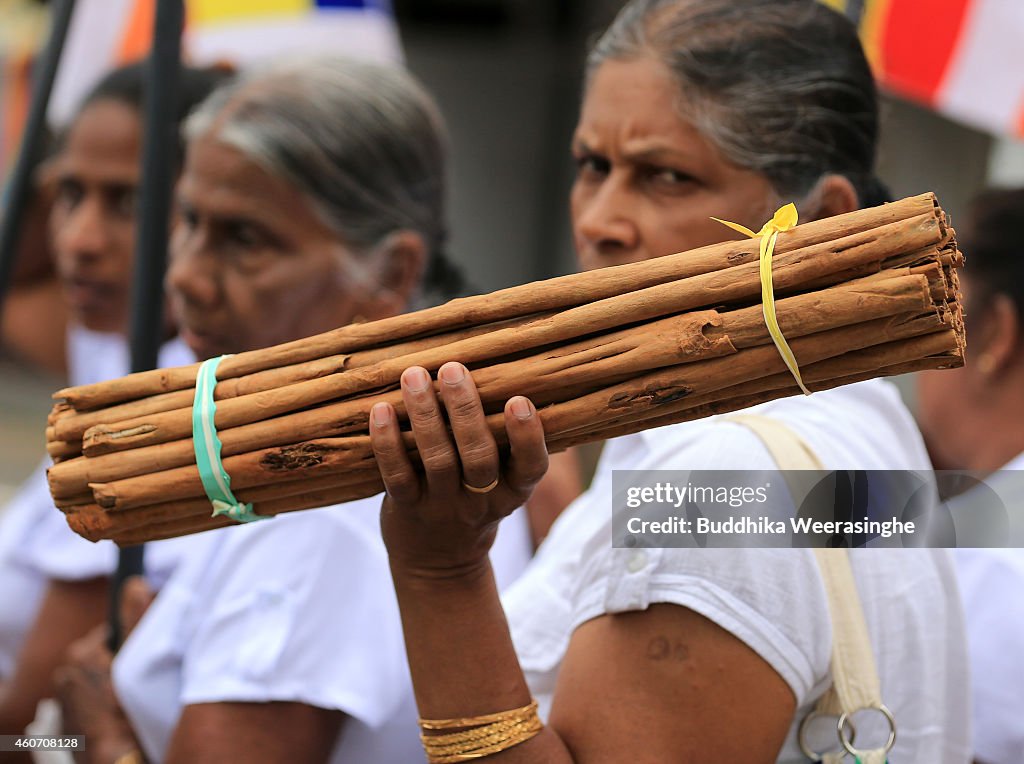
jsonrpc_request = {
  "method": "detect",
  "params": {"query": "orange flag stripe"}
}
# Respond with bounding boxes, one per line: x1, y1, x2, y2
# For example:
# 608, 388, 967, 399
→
116, 0, 157, 64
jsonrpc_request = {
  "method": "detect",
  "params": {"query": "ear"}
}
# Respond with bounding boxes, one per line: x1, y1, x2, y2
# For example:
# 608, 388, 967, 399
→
971, 293, 1021, 379
365, 230, 427, 318
801, 174, 859, 222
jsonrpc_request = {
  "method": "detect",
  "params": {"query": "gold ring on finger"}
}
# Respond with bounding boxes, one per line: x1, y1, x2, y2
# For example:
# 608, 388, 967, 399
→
462, 476, 499, 495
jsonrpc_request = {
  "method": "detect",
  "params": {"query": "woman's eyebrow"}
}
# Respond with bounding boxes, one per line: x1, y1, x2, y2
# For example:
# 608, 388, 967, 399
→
571, 138, 597, 153
102, 181, 135, 195
173, 190, 276, 222
621, 144, 693, 164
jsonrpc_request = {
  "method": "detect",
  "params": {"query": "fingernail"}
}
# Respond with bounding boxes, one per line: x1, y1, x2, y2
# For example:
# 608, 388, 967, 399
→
371, 403, 391, 428
510, 397, 533, 420
403, 367, 430, 392
439, 363, 466, 386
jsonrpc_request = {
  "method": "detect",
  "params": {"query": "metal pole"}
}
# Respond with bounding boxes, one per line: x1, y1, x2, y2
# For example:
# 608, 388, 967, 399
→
0, 0, 77, 317
110, 0, 185, 651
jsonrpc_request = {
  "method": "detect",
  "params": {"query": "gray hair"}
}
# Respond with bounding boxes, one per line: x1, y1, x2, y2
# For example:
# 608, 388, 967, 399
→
587, 0, 886, 206
185, 56, 460, 293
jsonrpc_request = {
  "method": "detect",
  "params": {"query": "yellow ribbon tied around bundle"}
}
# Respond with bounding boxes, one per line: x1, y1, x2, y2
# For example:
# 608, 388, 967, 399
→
712, 203, 812, 396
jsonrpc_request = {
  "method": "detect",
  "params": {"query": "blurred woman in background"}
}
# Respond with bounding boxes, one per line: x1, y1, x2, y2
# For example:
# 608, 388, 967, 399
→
917, 187, 1024, 764
369, 1, 970, 761
0, 62, 230, 741
0, 135, 65, 376
56, 56, 554, 764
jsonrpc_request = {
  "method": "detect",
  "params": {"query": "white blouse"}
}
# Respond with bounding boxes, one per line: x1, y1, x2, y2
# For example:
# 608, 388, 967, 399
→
0, 461, 51, 678
0, 328, 196, 676
503, 379, 972, 763
112, 498, 532, 764
953, 451, 1024, 764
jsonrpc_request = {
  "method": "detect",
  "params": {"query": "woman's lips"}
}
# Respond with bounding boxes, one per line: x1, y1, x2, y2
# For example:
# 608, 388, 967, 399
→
63, 277, 117, 314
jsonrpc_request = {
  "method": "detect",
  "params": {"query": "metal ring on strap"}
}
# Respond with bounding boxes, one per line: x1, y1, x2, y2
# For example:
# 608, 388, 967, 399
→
797, 710, 856, 762
838, 704, 897, 758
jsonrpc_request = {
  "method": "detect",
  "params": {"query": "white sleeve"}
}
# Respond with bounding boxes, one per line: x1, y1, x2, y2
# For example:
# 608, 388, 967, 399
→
178, 505, 410, 729
15, 507, 117, 581
570, 541, 829, 704
956, 549, 1024, 764
16, 334, 196, 582
0, 462, 55, 675
8, 459, 117, 581
569, 424, 831, 703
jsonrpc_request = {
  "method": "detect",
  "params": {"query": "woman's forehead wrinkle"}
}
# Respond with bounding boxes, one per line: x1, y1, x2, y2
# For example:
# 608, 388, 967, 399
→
185, 139, 292, 219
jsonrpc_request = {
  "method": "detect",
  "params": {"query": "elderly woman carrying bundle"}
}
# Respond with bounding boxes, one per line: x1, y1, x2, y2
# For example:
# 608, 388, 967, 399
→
56, 58, 562, 763
371, 1, 970, 762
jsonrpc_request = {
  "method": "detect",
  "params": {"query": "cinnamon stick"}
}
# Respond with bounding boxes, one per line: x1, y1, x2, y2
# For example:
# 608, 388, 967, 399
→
43, 195, 967, 545
86, 304, 950, 514
55, 194, 943, 410
106, 477, 386, 545
103, 342, 958, 545
78, 219, 944, 458
52, 262, 943, 500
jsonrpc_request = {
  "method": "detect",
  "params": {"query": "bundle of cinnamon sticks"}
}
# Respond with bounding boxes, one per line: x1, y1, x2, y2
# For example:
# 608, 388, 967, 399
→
45, 194, 965, 544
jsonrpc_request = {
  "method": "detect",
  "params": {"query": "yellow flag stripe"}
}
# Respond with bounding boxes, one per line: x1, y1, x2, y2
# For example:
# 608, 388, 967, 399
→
858, 0, 892, 74
188, 0, 310, 27
819, 0, 849, 13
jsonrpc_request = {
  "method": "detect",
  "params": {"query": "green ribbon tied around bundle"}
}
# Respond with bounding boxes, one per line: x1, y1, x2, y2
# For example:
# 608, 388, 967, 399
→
712, 203, 812, 396
192, 355, 269, 524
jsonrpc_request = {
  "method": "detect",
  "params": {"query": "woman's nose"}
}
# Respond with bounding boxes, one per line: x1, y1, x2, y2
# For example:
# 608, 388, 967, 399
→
166, 226, 219, 309
58, 196, 110, 263
573, 178, 640, 258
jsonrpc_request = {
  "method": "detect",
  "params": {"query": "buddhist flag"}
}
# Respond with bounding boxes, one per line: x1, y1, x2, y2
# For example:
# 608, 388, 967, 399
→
823, 0, 1024, 139
186, 0, 402, 72
47, 0, 402, 125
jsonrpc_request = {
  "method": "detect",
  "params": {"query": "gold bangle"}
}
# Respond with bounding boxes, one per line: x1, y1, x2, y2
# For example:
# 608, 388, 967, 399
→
113, 751, 144, 764
423, 718, 539, 753
419, 700, 538, 730
423, 719, 543, 763
419, 701, 543, 763
423, 717, 527, 747
425, 723, 543, 762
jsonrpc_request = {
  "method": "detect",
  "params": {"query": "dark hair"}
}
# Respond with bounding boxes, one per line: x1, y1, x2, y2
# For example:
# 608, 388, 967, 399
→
185, 56, 467, 302
587, 0, 883, 207
422, 250, 470, 300
78, 61, 235, 164
961, 188, 1024, 321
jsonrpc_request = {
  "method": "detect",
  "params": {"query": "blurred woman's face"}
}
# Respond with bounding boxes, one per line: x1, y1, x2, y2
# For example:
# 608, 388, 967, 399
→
167, 132, 376, 360
915, 274, 981, 470
571, 57, 778, 270
50, 99, 141, 332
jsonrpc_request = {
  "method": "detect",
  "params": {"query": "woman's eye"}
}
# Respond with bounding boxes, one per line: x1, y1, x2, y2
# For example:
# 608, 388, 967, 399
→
224, 223, 280, 272
574, 154, 610, 180
112, 187, 137, 218
55, 179, 83, 210
649, 167, 694, 187
179, 208, 198, 230
228, 223, 265, 250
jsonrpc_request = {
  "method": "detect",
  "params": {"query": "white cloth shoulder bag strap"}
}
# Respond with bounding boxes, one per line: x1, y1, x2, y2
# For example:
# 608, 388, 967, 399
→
725, 414, 895, 763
